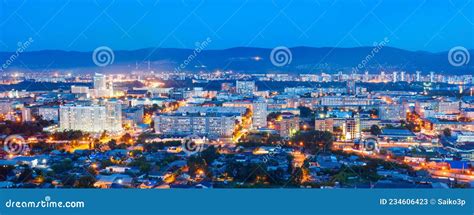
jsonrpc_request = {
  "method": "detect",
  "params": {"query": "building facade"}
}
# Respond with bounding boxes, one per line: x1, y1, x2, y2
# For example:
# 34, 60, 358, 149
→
154, 112, 238, 138
60, 102, 122, 133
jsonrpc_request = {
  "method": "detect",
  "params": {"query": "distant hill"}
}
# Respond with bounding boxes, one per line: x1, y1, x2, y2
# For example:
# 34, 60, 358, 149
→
0, 46, 472, 74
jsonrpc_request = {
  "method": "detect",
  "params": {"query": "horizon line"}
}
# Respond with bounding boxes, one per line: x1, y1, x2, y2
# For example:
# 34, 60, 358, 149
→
1, 45, 468, 54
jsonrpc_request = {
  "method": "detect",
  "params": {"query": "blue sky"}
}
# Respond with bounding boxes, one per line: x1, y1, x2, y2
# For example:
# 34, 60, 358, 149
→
0, 0, 473, 52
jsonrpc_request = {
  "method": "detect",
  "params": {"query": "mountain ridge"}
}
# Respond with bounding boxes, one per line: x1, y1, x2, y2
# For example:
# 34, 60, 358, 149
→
0, 46, 471, 74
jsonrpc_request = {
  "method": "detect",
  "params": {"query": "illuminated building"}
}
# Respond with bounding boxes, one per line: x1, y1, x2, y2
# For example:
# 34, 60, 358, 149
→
0, 100, 13, 115
71, 86, 90, 97
21, 108, 32, 122
122, 106, 144, 125
93, 73, 114, 98
438, 100, 460, 114
154, 112, 239, 138
379, 103, 404, 121
38, 106, 60, 122
236, 81, 256, 95
252, 99, 268, 129
274, 113, 299, 138
103, 100, 123, 132
400, 71, 406, 82
59, 101, 123, 133
315, 118, 334, 132
346, 80, 356, 95
319, 96, 372, 107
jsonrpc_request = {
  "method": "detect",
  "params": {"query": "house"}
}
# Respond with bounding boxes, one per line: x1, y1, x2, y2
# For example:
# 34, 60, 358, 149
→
104, 166, 137, 174
94, 174, 133, 188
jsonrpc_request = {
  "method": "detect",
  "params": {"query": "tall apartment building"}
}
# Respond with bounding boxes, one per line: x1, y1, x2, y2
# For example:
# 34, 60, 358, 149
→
21, 108, 32, 122
104, 100, 123, 132
416, 71, 421, 82
93, 73, 114, 98
59, 101, 122, 133
252, 99, 268, 129
236, 81, 256, 95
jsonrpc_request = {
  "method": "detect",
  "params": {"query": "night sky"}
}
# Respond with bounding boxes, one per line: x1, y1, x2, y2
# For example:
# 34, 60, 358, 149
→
1, 0, 473, 52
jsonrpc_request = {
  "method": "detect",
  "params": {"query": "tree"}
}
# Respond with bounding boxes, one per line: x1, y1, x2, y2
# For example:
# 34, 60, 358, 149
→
74, 176, 96, 188
298, 106, 313, 118
128, 157, 151, 173
16, 166, 33, 182
225, 162, 267, 184
443, 128, 452, 137
106, 139, 116, 149
200, 146, 219, 164
291, 130, 334, 154
52, 130, 88, 140
267, 112, 282, 121
370, 125, 382, 136
51, 159, 73, 174
187, 156, 209, 178
100, 130, 109, 141
0, 165, 14, 181
369, 108, 379, 118
120, 133, 133, 144
290, 167, 309, 185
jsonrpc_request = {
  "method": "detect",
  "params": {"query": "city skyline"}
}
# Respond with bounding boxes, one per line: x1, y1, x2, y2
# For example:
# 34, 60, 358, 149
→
1, 1, 473, 215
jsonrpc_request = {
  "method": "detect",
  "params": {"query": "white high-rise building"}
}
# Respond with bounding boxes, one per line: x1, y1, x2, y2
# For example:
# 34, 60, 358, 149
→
392, 71, 398, 83
60, 105, 107, 133
93, 73, 113, 98
252, 99, 268, 129
104, 100, 123, 132
60, 102, 122, 133
94, 73, 107, 90
430, 71, 435, 83
416, 71, 421, 82
21, 108, 32, 122
400, 71, 406, 82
